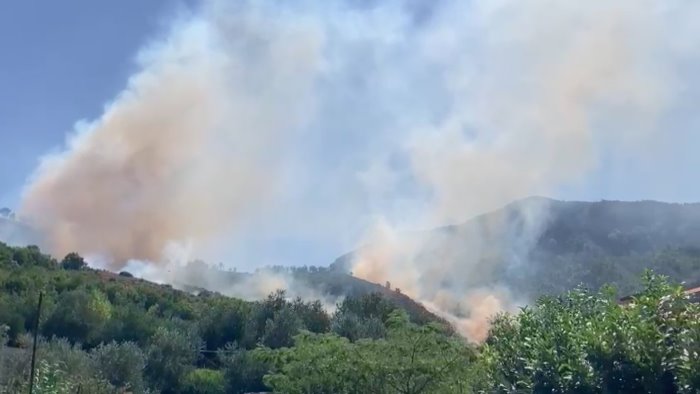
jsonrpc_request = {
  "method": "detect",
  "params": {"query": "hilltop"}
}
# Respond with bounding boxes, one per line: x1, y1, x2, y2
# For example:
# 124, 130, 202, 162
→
331, 198, 700, 298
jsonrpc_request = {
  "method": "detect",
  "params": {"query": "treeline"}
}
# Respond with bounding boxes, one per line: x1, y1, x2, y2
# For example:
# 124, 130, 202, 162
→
0, 243, 442, 393
1, 243, 700, 393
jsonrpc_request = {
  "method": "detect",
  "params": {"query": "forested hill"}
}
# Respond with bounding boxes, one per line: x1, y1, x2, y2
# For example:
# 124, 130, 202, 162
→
531, 198, 700, 255
176, 263, 442, 326
2, 242, 699, 393
0, 242, 448, 392
5, 198, 700, 303
331, 198, 700, 298
519, 198, 700, 295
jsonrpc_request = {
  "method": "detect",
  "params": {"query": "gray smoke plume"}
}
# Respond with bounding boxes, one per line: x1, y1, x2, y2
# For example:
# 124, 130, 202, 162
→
17, 0, 700, 340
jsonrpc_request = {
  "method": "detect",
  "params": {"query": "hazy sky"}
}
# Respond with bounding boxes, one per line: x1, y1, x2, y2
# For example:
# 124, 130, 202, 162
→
3, 0, 700, 268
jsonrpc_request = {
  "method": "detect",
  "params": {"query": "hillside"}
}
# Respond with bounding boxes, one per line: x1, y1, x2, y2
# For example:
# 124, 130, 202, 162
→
5, 198, 700, 313
331, 198, 700, 299
2, 242, 698, 393
2, 203, 700, 392
0, 207, 442, 326
0, 242, 449, 392
171, 264, 444, 327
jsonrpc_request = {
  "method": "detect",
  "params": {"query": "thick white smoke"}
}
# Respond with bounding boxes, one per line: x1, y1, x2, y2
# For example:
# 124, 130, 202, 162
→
351, 0, 693, 341
18, 0, 700, 341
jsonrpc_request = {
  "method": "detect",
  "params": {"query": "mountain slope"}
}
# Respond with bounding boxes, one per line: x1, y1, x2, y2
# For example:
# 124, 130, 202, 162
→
331, 198, 700, 299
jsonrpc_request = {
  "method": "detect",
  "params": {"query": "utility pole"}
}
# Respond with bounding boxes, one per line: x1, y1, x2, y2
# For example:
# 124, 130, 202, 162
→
28, 292, 43, 394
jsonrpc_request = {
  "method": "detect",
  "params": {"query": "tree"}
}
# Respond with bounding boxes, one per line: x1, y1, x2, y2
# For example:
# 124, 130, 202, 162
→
331, 312, 385, 341
60, 252, 87, 270
481, 273, 700, 393
12, 245, 54, 268
243, 290, 290, 347
292, 298, 331, 334
263, 310, 474, 394
219, 344, 271, 394
262, 307, 302, 349
146, 326, 203, 393
0, 296, 26, 343
199, 299, 249, 352
101, 304, 158, 345
357, 311, 474, 394
182, 369, 226, 394
42, 289, 112, 345
262, 333, 360, 393
90, 341, 146, 392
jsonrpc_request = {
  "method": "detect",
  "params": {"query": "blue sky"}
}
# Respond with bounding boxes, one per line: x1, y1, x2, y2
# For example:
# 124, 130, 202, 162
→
0, 0, 181, 207
2, 0, 700, 269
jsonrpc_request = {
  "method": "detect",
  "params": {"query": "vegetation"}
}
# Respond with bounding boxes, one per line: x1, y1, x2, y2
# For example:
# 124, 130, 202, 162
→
1, 242, 699, 393
331, 199, 700, 299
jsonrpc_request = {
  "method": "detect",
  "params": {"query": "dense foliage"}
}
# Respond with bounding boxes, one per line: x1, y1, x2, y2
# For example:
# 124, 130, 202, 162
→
482, 272, 700, 393
0, 243, 446, 393
1, 242, 699, 393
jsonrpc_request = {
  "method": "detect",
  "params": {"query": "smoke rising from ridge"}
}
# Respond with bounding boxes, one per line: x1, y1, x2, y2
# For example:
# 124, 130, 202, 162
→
18, 0, 700, 340
350, 0, 692, 340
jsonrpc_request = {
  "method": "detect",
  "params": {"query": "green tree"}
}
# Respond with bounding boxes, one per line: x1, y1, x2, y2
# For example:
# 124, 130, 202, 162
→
331, 312, 386, 341
219, 344, 271, 394
91, 341, 146, 393
263, 310, 474, 394
146, 326, 203, 393
481, 273, 700, 393
199, 298, 249, 352
42, 289, 112, 345
60, 252, 87, 270
292, 298, 331, 334
182, 369, 226, 394
262, 307, 302, 349
0, 295, 26, 343
243, 290, 289, 347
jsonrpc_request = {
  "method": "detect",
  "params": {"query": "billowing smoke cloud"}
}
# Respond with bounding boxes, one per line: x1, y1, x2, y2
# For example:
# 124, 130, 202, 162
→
17, 0, 700, 341
351, 0, 696, 341
20, 2, 323, 266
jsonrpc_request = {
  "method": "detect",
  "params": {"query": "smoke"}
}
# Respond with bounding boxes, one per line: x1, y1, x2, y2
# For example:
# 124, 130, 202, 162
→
351, 0, 692, 341
20, 2, 323, 267
16, 0, 700, 341
124, 258, 341, 312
